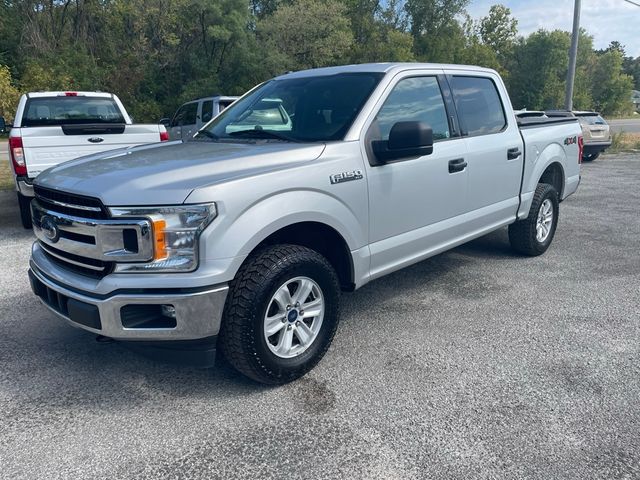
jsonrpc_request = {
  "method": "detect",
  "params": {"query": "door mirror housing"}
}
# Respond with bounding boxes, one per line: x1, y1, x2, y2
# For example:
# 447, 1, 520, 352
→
371, 121, 434, 164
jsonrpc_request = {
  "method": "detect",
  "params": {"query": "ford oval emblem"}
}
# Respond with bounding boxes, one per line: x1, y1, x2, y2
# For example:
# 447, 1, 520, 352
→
41, 216, 60, 243
88, 137, 104, 143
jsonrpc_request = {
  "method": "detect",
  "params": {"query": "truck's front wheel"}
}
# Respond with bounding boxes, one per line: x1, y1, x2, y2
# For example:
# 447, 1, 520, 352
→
509, 183, 559, 256
219, 244, 340, 384
17, 193, 33, 229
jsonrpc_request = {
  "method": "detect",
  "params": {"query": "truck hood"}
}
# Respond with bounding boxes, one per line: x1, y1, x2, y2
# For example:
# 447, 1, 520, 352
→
34, 140, 326, 206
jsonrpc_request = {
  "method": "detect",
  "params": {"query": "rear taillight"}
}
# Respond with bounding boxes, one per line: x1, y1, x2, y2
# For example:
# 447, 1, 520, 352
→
64, 92, 78, 96
578, 135, 584, 164
159, 127, 169, 142
9, 136, 26, 176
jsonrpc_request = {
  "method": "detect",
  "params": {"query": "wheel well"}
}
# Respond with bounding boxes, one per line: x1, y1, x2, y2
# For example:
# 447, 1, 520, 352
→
539, 162, 564, 198
255, 222, 355, 291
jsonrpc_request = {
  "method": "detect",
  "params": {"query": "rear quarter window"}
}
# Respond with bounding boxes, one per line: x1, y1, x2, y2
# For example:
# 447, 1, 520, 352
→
451, 76, 506, 136
22, 96, 125, 127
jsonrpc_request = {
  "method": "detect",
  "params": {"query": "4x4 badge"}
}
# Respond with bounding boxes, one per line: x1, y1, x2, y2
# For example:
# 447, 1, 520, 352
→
330, 170, 363, 185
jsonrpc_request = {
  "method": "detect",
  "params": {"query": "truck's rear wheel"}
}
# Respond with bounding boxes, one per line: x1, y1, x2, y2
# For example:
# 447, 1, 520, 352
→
583, 152, 600, 162
509, 183, 559, 256
17, 193, 33, 229
219, 244, 340, 384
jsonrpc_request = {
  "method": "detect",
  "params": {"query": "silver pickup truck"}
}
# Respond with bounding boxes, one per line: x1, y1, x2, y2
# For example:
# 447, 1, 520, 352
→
28, 63, 582, 384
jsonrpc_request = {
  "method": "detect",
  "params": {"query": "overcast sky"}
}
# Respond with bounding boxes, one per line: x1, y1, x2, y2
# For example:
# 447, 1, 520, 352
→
466, 0, 640, 57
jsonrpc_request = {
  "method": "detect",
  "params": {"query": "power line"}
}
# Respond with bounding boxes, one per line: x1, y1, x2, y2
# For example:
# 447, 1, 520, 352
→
621, 0, 640, 7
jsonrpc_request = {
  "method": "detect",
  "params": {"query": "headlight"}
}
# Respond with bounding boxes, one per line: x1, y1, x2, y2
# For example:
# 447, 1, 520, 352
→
109, 203, 217, 272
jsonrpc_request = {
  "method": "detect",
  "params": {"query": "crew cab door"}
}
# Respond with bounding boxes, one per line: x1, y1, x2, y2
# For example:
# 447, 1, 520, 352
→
445, 72, 523, 225
169, 102, 198, 140
362, 72, 469, 279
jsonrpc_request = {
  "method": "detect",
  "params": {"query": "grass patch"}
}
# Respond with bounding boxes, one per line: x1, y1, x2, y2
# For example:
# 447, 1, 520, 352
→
0, 160, 15, 191
609, 132, 640, 153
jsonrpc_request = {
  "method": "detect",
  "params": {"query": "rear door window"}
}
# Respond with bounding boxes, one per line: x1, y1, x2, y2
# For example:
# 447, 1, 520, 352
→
22, 97, 125, 127
201, 100, 214, 123
218, 100, 234, 112
450, 76, 506, 136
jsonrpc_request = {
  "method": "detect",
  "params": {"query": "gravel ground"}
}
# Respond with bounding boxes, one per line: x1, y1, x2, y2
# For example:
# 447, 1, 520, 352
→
0, 154, 639, 479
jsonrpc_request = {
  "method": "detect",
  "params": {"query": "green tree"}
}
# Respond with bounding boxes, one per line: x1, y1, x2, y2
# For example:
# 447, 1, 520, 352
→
508, 29, 593, 110
404, 0, 469, 62
0, 64, 20, 119
622, 56, 640, 90
590, 49, 634, 115
342, 0, 414, 63
478, 4, 517, 67
257, 0, 354, 70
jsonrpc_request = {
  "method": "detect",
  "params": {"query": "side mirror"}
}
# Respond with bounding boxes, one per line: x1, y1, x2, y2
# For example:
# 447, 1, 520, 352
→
159, 118, 170, 127
0, 116, 5, 133
371, 121, 433, 164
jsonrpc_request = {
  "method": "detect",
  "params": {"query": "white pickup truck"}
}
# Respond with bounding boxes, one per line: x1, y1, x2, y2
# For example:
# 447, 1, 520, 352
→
7, 91, 169, 228
28, 64, 582, 384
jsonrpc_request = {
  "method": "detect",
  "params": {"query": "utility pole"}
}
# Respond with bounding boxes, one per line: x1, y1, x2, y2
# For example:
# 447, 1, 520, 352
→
564, 0, 581, 110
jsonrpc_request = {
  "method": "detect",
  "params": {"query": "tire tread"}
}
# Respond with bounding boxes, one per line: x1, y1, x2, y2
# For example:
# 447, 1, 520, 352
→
509, 183, 558, 256
219, 244, 340, 384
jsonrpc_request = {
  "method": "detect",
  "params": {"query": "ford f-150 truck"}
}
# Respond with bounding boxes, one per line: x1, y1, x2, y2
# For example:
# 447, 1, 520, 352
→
8, 91, 169, 228
27, 64, 582, 384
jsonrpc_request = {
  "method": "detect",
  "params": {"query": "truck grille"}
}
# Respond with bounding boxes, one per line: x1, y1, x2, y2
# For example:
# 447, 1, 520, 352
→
39, 242, 114, 278
33, 185, 108, 219
32, 188, 153, 278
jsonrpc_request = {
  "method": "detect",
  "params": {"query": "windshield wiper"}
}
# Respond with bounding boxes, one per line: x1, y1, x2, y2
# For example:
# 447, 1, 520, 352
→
227, 129, 297, 142
194, 129, 219, 141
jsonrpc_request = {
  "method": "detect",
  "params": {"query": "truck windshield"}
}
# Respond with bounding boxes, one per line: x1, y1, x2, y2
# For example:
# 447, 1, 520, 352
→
22, 97, 125, 127
200, 73, 384, 142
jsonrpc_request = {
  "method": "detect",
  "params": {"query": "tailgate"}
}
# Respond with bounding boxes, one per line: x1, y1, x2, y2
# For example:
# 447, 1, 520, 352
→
587, 125, 609, 141
22, 124, 161, 178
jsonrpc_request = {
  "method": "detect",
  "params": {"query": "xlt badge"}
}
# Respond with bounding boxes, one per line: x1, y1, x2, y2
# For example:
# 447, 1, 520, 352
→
330, 170, 363, 185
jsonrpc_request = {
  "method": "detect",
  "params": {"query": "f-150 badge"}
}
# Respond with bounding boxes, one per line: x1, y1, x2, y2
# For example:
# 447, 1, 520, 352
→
330, 170, 363, 184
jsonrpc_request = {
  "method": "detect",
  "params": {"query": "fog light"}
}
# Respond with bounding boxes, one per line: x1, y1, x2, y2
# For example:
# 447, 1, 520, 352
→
161, 305, 176, 319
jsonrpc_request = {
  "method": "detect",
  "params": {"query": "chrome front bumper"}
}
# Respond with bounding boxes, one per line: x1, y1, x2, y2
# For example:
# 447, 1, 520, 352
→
29, 262, 229, 341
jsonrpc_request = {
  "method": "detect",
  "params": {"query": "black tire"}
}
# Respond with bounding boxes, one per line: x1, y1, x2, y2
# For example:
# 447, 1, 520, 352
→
17, 192, 33, 229
219, 244, 340, 384
582, 152, 599, 162
509, 183, 559, 256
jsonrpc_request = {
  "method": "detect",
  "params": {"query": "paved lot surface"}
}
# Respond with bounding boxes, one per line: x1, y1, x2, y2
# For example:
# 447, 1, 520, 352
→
608, 118, 640, 134
1, 154, 639, 479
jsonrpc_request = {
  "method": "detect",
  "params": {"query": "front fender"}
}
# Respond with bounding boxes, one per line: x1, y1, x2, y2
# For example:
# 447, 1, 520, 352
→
198, 189, 368, 283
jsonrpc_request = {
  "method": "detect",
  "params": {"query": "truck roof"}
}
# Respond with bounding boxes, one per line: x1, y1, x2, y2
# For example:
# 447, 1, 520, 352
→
181, 95, 239, 105
276, 62, 497, 80
24, 91, 113, 98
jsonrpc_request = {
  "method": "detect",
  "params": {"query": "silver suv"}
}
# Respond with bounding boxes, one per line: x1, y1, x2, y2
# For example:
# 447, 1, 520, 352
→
546, 110, 611, 161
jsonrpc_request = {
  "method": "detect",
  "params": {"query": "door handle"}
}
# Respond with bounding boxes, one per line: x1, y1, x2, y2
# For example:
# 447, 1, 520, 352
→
507, 147, 521, 160
448, 158, 467, 173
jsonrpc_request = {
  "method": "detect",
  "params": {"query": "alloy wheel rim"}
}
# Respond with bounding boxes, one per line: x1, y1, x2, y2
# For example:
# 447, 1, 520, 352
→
536, 198, 554, 243
263, 276, 325, 359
